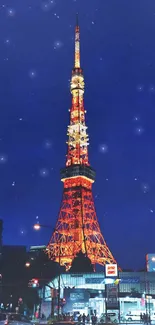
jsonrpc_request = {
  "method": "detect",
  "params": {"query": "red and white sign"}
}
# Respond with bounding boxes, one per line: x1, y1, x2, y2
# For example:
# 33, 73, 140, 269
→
105, 264, 118, 277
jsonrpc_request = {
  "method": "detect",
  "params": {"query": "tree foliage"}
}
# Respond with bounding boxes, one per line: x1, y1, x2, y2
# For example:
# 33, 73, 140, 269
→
69, 250, 94, 273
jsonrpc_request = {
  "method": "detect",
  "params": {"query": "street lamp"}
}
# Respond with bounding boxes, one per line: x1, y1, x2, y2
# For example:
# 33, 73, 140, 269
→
33, 222, 61, 319
33, 223, 41, 230
33, 223, 53, 230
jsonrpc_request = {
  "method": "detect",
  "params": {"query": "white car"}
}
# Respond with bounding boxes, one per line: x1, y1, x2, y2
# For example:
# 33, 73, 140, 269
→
0, 313, 31, 325
150, 312, 155, 321
125, 313, 141, 321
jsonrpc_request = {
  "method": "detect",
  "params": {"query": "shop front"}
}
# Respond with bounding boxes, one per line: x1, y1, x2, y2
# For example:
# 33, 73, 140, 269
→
41, 271, 155, 322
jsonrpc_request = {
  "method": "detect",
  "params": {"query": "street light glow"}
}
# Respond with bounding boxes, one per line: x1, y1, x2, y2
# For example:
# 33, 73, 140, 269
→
25, 262, 30, 267
33, 223, 41, 230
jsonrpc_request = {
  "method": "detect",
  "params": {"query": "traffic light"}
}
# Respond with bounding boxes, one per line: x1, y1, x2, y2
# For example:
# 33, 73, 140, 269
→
28, 278, 39, 288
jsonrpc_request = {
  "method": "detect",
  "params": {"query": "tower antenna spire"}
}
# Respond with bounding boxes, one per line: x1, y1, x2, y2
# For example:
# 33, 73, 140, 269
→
76, 12, 79, 26
75, 13, 80, 68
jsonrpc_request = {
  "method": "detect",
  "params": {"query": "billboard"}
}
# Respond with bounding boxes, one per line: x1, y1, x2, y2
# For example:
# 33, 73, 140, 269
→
106, 284, 119, 309
63, 288, 89, 313
105, 264, 118, 277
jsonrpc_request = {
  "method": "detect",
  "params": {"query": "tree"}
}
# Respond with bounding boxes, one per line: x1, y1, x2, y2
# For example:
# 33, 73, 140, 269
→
1, 248, 65, 313
69, 250, 94, 273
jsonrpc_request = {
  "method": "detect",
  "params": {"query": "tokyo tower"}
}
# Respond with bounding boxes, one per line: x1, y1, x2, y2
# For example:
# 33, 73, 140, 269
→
46, 16, 117, 270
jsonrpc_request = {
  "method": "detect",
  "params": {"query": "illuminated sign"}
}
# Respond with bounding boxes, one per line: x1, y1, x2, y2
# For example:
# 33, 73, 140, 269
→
70, 292, 84, 301
85, 277, 104, 284
105, 264, 118, 277
120, 277, 139, 284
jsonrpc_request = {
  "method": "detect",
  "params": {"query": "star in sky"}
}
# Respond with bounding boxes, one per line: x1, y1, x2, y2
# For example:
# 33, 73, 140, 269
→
4, 39, 10, 45
134, 126, 144, 135
0, 155, 7, 164
54, 40, 63, 50
141, 183, 150, 194
137, 84, 144, 92
29, 70, 37, 79
44, 139, 52, 149
41, 0, 55, 12
99, 144, 108, 153
149, 85, 155, 93
39, 168, 49, 177
133, 116, 140, 122
7, 8, 15, 17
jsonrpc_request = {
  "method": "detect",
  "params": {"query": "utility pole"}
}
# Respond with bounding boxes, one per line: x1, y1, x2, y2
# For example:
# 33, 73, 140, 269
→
44, 284, 55, 318
57, 243, 61, 320
50, 288, 55, 318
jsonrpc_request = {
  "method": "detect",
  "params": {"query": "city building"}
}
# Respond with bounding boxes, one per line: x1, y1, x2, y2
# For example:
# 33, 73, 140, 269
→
41, 271, 155, 322
146, 254, 155, 272
0, 219, 3, 262
1, 245, 27, 307
46, 16, 117, 270
2, 245, 27, 283
28, 245, 47, 260
2, 245, 27, 266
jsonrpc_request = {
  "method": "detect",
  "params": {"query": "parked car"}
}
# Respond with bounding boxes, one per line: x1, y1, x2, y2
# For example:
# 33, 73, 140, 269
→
100, 312, 118, 323
0, 313, 31, 325
125, 312, 141, 321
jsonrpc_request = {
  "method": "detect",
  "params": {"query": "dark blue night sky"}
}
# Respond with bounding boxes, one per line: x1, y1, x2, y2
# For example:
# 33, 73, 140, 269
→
0, 0, 155, 269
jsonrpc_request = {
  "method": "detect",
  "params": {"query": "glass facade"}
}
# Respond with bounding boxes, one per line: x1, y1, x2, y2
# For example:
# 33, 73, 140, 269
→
41, 272, 155, 322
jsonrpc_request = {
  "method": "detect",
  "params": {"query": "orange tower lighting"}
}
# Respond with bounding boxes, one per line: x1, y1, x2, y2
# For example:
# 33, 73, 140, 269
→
46, 15, 117, 270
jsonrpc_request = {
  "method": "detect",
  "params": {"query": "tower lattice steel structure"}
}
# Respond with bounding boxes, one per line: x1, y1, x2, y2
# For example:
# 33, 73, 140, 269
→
47, 16, 117, 270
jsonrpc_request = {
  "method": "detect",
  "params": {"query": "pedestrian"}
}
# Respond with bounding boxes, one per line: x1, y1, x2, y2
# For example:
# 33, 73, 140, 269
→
78, 314, 82, 322
91, 315, 95, 325
94, 315, 97, 325
140, 313, 143, 323
87, 314, 90, 323
82, 314, 86, 324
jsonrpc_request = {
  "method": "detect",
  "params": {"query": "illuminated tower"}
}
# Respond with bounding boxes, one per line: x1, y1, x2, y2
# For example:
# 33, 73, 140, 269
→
47, 16, 117, 270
